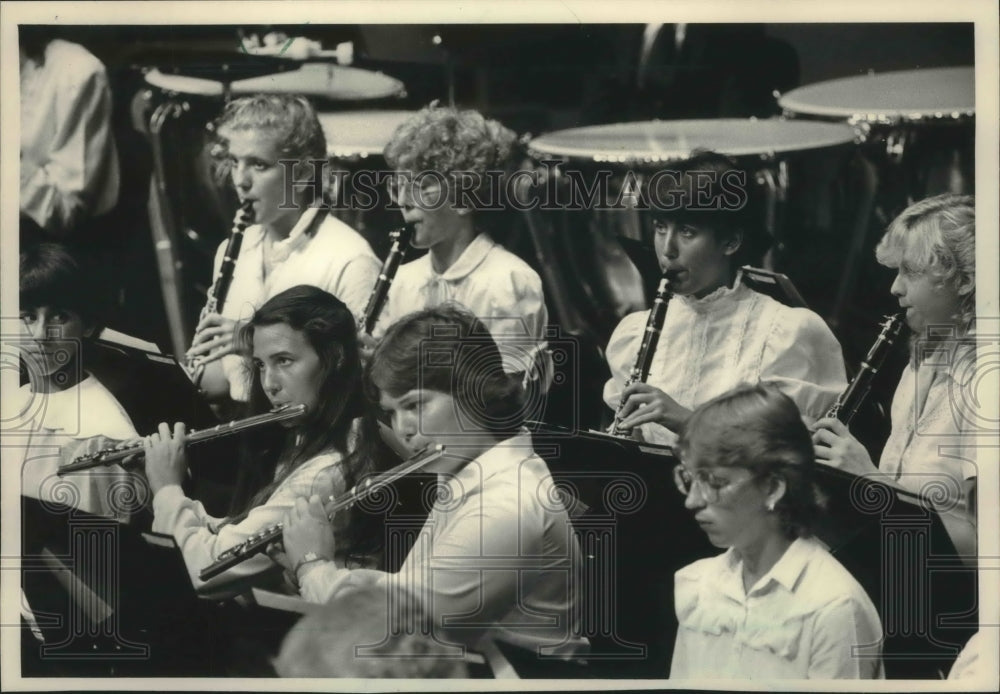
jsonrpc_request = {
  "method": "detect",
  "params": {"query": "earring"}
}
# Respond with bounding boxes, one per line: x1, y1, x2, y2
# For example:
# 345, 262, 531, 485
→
766, 500, 775, 512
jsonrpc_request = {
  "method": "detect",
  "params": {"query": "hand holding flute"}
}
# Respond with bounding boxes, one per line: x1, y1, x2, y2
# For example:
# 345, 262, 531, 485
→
143, 422, 190, 494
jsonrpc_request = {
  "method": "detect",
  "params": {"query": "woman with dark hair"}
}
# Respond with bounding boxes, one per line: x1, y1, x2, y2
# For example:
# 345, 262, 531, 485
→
670, 384, 883, 679
187, 94, 380, 405
277, 305, 587, 656
605, 150, 846, 446
14, 242, 139, 520
143, 285, 369, 598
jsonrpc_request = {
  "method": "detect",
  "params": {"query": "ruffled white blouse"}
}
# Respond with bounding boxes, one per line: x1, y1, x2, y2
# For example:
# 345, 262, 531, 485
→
671, 536, 884, 679
604, 281, 847, 445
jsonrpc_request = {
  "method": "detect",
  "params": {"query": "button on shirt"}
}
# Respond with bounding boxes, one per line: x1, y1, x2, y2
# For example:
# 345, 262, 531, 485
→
299, 433, 587, 656
671, 536, 884, 680
208, 207, 380, 401
376, 233, 552, 383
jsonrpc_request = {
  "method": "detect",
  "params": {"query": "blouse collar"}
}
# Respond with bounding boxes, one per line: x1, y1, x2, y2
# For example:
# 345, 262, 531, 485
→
676, 270, 749, 314
723, 535, 816, 598
432, 232, 496, 282
245, 206, 321, 264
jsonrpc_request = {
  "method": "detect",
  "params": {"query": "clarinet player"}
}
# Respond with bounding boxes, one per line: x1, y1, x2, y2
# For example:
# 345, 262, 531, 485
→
605, 151, 847, 446
186, 94, 381, 408
812, 194, 978, 560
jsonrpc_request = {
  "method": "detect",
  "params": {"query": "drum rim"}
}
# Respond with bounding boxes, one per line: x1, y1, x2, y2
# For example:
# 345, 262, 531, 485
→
527, 118, 858, 165
778, 66, 975, 122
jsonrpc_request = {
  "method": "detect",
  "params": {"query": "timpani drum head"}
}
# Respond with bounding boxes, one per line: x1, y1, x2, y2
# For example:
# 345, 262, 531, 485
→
144, 69, 228, 97
528, 119, 857, 166
145, 63, 405, 102
232, 63, 405, 101
778, 66, 974, 122
318, 110, 414, 159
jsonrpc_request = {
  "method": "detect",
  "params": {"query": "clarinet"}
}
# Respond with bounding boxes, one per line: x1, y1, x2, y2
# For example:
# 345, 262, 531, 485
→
58, 404, 306, 475
610, 273, 674, 436
361, 225, 414, 335
198, 444, 446, 581
825, 311, 906, 425
187, 200, 255, 384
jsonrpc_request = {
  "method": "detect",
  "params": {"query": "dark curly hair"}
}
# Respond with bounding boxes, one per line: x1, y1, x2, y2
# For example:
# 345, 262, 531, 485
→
677, 383, 820, 539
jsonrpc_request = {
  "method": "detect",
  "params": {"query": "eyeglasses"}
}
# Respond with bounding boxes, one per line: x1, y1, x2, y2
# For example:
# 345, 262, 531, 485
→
672, 464, 758, 504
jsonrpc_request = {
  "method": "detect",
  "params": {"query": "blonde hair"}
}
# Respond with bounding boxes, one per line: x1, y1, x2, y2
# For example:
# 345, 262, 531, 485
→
875, 194, 976, 333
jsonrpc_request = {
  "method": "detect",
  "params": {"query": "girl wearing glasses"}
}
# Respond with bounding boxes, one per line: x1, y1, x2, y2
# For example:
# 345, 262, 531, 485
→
604, 151, 846, 445
187, 95, 381, 405
371, 104, 551, 387
670, 384, 883, 679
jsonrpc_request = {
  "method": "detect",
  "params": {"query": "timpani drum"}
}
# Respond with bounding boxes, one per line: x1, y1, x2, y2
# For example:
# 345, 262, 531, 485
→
525, 119, 860, 338
779, 67, 975, 202
779, 67, 975, 324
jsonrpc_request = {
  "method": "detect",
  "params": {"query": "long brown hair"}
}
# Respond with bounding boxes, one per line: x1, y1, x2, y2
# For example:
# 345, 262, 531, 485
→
225, 286, 365, 522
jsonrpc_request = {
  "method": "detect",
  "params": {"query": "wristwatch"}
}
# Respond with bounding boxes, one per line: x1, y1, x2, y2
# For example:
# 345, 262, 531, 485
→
292, 550, 329, 583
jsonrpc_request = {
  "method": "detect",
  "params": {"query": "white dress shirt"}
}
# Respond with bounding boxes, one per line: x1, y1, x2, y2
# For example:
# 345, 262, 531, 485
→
20, 39, 119, 234
152, 451, 345, 600
376, 233, 552, 384
671, 536, 884, 679
206, 207, 381, 401
299, 433, 587, 657
604, 280, 847, 446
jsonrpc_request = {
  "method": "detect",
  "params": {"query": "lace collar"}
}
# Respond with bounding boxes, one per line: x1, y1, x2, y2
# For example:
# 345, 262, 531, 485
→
676, 272, 750, 314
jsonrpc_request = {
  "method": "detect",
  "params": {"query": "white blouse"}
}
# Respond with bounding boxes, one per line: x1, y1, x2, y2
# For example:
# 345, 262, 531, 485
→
299, 433, 587, 657
671, 536, 884, 680
151, 451, 345, 600
879, 345, 979, 514
11, 375, 140, 520
376, 233, 552, 383
604, 281, 847, 446
207, 207, 381, 401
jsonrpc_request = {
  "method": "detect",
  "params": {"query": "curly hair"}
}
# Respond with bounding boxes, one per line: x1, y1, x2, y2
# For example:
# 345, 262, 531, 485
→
383, 103, 516, 210
212, 94, 327, 187
677, 383, 820, 539
876, 193, 975, 334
